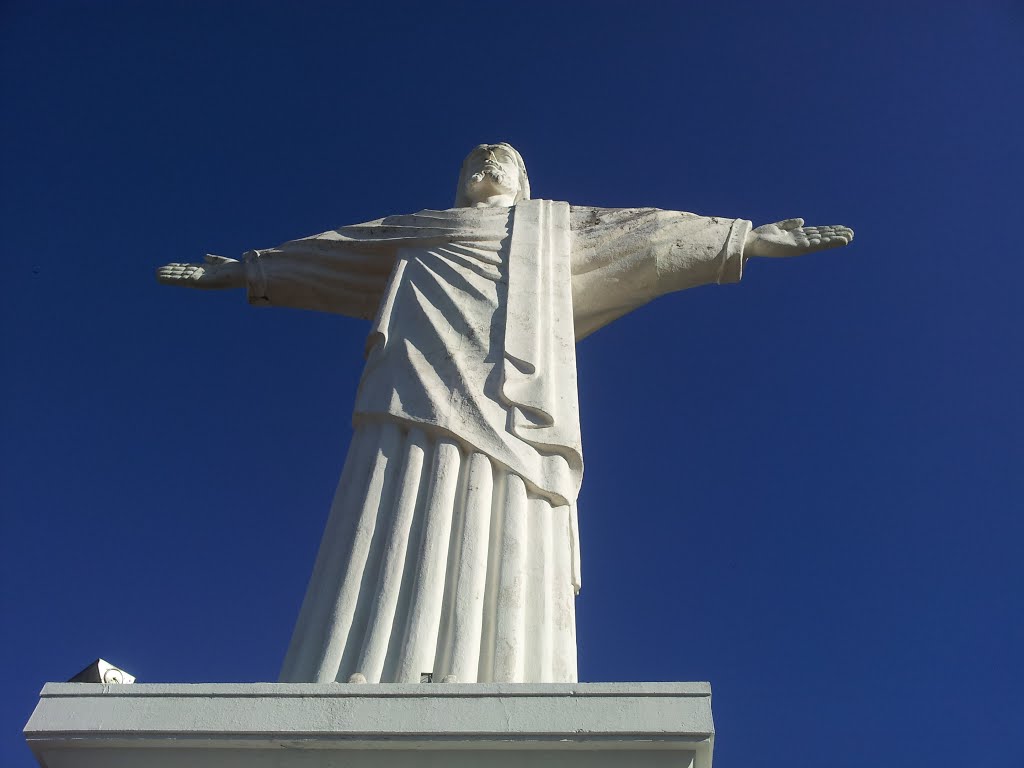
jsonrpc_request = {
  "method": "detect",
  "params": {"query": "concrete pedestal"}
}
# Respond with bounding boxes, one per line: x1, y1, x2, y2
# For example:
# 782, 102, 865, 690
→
25, 682, 714, 767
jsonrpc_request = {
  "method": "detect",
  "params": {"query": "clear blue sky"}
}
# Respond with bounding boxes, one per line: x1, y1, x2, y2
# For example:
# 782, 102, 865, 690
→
2, 2, 1022, 765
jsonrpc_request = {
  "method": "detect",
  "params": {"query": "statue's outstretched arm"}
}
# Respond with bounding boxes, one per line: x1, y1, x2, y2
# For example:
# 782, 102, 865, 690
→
745, 218, 854, 258
156, 254, 245, 290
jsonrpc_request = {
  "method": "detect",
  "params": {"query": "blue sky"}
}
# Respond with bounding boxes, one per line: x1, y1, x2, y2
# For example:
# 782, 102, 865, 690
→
2, 2, 1022, 765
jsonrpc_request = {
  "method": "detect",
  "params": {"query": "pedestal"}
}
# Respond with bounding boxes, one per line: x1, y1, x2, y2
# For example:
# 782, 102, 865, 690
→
25, 682, 714, 767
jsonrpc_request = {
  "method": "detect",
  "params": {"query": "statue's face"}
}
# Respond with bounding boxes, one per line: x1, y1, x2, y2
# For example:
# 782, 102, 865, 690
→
461, 144, 521, 206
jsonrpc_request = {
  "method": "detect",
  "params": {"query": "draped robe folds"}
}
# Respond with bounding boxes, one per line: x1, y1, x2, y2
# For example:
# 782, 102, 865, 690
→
244, 201, 750, 684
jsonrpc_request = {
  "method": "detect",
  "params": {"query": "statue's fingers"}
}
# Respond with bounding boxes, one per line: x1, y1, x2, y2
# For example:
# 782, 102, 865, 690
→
818, 227, 853, 246
817, 235, 850, 249
778, 217, 804, 230
820, 225, 854, 239
803, 225, 854, 248
156, 267, 186, 283
157, 263, 204, 281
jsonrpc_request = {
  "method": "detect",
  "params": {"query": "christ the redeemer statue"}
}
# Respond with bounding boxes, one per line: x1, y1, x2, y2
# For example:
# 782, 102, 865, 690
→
158, 143, 853, 685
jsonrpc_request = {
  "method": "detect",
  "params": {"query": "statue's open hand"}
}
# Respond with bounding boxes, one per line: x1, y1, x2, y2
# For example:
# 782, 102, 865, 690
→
156, 254, 245, 289
746, 218, 854, 258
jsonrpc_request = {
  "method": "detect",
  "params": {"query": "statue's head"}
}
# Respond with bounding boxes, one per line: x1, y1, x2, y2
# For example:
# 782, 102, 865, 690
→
455, 143, 531, 208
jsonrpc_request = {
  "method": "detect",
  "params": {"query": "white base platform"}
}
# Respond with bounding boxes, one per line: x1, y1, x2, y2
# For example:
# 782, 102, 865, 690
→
24, 682, 714, 767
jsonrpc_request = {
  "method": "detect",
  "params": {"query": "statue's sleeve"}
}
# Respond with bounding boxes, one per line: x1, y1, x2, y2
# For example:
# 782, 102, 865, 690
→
569, 206, 751, 340
243, 224, 397, 320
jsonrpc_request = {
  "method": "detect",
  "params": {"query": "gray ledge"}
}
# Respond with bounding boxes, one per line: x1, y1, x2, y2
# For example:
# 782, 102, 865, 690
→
25, 682, 714, 767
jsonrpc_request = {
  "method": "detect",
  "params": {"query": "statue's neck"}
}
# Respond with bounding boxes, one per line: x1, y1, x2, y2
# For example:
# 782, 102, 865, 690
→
468, 192, 517, 208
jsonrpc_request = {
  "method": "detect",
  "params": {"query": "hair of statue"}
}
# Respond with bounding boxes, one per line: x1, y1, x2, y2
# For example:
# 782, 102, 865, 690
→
454, 143, 531, 208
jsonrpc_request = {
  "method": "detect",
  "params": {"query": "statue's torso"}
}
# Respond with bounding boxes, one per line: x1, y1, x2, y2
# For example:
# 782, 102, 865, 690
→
353, 203, 580, 508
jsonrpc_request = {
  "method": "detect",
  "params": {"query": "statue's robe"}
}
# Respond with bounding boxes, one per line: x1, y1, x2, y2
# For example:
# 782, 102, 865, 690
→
244, 201, 750, 683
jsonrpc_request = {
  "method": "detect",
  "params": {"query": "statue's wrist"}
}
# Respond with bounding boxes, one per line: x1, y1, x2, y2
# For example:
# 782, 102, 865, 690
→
227, 260, 246, 288
743, 230, 761, 257
243, 250, 268, 301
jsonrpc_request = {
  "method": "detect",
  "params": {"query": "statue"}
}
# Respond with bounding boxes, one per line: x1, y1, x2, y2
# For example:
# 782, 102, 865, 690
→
158, 143, 853, 685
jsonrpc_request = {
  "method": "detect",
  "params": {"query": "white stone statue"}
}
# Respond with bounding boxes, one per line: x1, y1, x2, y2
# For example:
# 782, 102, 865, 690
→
158, 143, 853, 685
